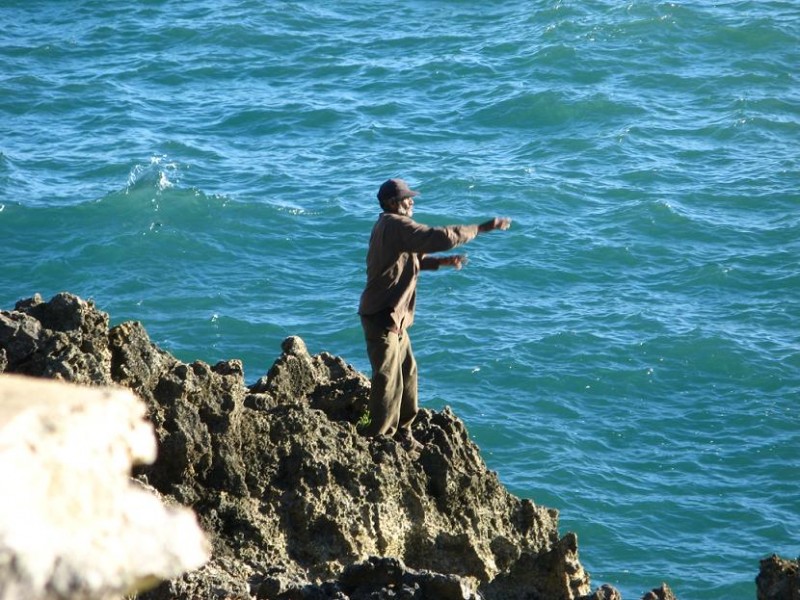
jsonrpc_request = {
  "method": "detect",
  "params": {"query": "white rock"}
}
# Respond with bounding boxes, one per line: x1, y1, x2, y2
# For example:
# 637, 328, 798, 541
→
0, 374, 210, 600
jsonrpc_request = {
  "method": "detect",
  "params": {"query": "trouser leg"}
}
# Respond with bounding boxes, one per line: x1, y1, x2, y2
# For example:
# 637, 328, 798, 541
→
397, 333, 418, 432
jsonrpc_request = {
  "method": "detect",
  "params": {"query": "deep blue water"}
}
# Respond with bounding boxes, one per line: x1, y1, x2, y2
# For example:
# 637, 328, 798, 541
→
2, 2, 799, 598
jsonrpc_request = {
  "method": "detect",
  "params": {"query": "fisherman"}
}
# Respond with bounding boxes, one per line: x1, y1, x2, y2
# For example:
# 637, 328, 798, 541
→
358, 178, 511, 451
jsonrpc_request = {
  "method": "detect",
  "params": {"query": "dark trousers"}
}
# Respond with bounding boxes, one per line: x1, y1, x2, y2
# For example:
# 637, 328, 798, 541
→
360, 315, 418, 437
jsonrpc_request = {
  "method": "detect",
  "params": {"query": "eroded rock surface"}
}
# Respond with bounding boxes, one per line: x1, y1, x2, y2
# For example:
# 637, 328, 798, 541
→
1, 292, 685, 600
757, 555, 800, 600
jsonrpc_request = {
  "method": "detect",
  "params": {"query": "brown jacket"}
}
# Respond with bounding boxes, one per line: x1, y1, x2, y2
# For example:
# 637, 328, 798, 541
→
358, 213, 479, 332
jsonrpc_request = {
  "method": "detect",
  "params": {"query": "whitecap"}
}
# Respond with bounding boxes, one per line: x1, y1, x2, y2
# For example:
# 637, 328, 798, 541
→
126, 155, 180, 194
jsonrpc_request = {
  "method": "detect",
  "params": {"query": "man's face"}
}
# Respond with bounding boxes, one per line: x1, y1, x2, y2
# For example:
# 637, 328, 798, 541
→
395, 196, 414, 217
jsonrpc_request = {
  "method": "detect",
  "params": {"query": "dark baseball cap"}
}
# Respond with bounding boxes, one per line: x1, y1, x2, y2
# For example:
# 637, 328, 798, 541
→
377, 178, 420, 204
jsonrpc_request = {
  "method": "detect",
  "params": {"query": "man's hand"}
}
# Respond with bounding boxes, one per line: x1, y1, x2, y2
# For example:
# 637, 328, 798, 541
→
478, 217, 512, 233
439, 255, 468, 270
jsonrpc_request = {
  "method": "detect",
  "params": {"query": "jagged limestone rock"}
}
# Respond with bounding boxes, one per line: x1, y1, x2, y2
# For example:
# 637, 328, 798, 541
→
0, 373, 209, 600
4, 293, 686, 599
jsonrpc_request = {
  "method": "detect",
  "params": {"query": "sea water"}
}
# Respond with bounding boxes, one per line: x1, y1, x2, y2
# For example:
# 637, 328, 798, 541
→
1, 2, 798, 598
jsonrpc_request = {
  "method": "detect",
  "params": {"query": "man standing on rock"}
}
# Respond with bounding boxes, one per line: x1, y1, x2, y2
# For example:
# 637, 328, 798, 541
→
358, 178, 511, 451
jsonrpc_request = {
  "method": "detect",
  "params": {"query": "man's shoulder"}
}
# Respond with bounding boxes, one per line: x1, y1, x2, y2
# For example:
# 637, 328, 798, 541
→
380, 212, 410, 222
380, 213, 424, 229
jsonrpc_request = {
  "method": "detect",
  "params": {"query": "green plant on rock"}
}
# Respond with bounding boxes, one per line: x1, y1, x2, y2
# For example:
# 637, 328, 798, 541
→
356, 408, 371, 432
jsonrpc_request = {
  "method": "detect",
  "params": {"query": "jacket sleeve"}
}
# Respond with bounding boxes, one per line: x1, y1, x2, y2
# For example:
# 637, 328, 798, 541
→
395, 218, 479, 254
419, 255, 440, 270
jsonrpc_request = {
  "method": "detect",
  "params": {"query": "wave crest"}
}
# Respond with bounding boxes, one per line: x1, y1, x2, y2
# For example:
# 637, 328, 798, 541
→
126, 155, 180, 194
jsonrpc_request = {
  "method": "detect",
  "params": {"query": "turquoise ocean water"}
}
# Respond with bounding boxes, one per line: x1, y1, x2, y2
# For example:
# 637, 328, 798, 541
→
2, 2, 798, 598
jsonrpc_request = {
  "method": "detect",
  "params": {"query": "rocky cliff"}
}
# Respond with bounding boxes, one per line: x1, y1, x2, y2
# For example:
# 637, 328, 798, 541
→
2, 292, 792, 600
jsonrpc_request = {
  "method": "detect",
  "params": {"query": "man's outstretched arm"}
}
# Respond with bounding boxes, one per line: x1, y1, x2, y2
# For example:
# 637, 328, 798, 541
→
419, 217, 512, 270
